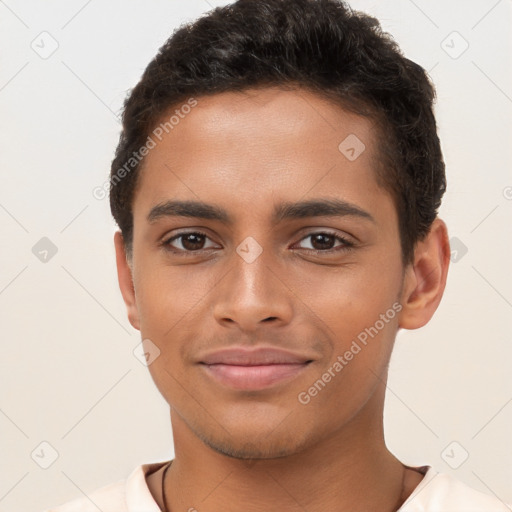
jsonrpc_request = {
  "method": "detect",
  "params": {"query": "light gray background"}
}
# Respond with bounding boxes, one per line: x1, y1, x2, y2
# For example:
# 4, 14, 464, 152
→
1, 1, 511, 511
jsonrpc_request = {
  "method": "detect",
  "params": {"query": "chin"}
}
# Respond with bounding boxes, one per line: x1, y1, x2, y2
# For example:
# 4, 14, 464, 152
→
203, 435, 305, 460
191, 419, 313, 461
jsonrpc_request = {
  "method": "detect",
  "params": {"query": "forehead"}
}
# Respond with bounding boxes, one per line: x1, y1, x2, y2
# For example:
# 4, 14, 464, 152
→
152, 86, 376, 153
133, 86, 386, 221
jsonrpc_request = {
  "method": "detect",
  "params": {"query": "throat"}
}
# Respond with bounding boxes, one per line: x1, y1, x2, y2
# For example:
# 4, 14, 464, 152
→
156, 456, 424, 512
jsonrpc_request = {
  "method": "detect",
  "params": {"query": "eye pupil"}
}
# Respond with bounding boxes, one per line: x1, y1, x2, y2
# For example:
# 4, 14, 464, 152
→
182, 233, 205, 251
311, 233, 335, 250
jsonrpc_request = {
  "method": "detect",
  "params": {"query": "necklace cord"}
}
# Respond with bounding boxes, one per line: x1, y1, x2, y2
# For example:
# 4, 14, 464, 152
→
161, 461, 172, 512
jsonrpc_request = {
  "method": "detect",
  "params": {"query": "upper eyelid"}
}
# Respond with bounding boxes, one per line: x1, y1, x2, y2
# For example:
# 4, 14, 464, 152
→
300, 231, 352, 242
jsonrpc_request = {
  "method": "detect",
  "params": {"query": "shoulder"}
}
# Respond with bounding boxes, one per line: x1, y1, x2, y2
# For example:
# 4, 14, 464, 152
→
41, 462, 165, 512
402, 466, 511, 511
42, 479, 126, 512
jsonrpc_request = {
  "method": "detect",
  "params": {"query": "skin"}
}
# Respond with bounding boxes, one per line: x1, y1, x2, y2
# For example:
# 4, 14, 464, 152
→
114, 86, 450, 512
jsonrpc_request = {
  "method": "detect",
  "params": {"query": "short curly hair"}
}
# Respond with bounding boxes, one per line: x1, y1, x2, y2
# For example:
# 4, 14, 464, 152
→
109, 0, 446, 264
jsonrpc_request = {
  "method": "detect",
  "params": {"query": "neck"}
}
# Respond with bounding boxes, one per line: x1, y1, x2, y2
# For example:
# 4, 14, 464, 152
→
163, 387, 409, 512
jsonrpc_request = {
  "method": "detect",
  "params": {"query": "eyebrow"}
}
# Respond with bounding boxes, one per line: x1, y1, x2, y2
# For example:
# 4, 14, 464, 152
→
146, 198, 375, 225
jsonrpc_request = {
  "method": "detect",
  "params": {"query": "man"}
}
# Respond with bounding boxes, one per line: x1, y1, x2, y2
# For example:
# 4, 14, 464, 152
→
45, 0, 509, 510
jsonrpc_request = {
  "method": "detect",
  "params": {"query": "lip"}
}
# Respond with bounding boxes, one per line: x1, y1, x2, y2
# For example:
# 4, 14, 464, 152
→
198, 347, 313, 391
199, 347, 313, 365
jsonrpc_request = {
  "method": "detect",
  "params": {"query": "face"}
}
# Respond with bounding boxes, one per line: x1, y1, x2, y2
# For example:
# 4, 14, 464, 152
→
115, 87, 428, 459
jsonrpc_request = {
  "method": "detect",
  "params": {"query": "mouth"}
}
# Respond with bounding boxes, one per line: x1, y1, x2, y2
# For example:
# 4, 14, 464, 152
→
198, 347, 314, 391
200, 362, 312, 391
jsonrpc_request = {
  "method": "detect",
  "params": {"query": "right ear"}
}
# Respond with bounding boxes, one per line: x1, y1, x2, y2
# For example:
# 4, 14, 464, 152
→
114, 231, 140, 331
397, 218, 450, 330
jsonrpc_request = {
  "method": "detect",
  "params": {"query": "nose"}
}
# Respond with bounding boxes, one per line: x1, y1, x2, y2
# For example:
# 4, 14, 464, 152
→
212, 243, 294, 332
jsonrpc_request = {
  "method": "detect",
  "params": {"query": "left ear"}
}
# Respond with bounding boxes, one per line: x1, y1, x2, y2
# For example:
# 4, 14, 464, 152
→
114, 230, 140, 331
398, 218, 450, 329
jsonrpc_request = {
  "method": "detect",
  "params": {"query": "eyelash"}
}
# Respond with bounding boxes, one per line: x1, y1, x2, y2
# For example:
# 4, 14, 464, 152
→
160, 230, 355, 257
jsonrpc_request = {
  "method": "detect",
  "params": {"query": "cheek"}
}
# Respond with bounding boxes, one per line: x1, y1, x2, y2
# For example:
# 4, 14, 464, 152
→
296, 311, 399, 425
134, 260, 212, 336
134, 266, 199, 405
290, 257, 403, 385
290, 257, 402, 329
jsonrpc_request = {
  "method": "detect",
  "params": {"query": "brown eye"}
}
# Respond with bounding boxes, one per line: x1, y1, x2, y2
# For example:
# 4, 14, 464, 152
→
180, 233, 206, 251
163, 231, 217, 253
295, 231, 354, 253
309, 233, 336, 250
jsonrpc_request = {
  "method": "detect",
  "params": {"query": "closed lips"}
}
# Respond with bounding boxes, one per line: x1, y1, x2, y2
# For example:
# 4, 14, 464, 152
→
198, 347, 314, 366
197, 347, 314, 390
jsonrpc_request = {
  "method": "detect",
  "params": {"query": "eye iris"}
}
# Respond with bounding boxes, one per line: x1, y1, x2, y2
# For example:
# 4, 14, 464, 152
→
182, 233, 205, 251
311, 233, 335, 250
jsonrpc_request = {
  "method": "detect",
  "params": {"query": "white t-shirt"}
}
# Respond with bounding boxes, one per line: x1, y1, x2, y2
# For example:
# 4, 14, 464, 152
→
43, 461, 511, 512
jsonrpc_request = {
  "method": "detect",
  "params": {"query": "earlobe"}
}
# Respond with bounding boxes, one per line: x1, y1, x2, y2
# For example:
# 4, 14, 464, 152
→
113, 231, 140, 331
398, 219, 450, 330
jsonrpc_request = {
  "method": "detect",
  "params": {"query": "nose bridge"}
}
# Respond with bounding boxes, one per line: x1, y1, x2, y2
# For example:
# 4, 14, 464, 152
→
212, 234, 293, 328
